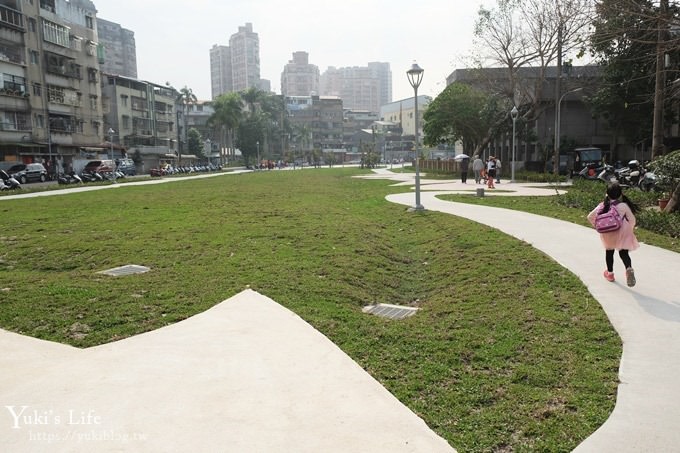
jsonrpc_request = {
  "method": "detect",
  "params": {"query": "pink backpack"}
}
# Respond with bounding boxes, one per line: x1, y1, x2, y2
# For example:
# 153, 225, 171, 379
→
594, 202, 623, 233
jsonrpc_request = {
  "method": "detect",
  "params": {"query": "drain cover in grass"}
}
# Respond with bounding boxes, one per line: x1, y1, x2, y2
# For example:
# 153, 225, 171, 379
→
362, 303, 418, 320
99, 265, 151, 277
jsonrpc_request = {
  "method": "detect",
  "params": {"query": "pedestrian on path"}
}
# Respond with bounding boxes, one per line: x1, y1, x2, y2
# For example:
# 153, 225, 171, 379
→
486, 157, 497, 189
472, 155, 484, 184
495, 158, 502, 183
587, 182, 640, 286
460, 157, 470, 183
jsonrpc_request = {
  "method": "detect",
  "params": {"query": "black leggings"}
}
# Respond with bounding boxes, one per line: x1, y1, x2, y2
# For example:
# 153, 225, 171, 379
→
606, 249, 632, 272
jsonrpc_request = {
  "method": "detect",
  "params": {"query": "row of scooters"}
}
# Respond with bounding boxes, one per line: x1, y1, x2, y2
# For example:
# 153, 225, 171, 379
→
150, 164, 221, 177
58, 171, 127, 185
575, 160, 657, 191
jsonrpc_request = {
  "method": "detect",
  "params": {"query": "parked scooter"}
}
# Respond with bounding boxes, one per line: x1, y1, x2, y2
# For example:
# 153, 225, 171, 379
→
638, 169, 657, 192
576, 163, 608, 181
615, 160, 656, 190
57, 172, 83, 185
596, 164, 618, 183
0, 170, 21, 190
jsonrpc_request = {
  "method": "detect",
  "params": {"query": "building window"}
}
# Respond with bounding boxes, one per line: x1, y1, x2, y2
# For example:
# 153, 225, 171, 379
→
33, 83, 42, 97
122, 115, 130, 130
2, 74, 26, 93
89, 95, 97, 110
85, 16, 93, 29
47, 85, 65, 104
2, 112, 31, 131
120, 95, 128, 107
28, 18, 37, 33
35, 114, 44, 129
42, 19, 70, 48
30, 50, 39, 65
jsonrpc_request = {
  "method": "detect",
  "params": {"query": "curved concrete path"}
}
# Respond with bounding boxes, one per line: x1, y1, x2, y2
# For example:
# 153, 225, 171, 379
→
366, 169, 680, 451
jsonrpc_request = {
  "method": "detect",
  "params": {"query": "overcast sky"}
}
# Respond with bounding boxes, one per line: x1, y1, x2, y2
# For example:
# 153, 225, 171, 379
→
94, 0, 494, 102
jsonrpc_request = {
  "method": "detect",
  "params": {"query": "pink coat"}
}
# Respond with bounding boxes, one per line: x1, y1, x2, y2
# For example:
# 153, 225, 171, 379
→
587, 201, 640, 251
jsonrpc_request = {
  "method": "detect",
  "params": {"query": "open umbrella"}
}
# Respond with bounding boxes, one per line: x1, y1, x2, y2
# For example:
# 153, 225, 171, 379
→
454, 153, 470, 161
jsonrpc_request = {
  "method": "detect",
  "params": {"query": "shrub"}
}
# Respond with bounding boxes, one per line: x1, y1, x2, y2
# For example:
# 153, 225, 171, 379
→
648, 150, 680, 197
557, 179, 680, 237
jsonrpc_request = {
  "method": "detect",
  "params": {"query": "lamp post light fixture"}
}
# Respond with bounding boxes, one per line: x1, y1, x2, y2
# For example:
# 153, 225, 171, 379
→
510, 106, 518, 183
554, 87, 583, 173
406, 62, 424, 211
108, 128, 116, 183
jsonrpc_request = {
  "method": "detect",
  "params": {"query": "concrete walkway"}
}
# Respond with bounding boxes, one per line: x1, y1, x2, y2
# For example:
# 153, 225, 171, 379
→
0, 290, 453, 452
365, 169, 680, 451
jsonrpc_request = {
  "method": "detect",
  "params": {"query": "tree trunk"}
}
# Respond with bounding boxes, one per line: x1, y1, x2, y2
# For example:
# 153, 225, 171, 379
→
651, 0, 668, 159
663, 184, 679, 213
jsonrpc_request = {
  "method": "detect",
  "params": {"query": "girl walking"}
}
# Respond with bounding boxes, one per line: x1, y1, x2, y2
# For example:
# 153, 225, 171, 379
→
486, 157, 497, 189
587, 182, 640, 286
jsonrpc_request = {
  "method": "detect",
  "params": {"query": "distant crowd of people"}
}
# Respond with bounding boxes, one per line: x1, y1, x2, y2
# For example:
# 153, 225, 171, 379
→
461, 155, 502, 189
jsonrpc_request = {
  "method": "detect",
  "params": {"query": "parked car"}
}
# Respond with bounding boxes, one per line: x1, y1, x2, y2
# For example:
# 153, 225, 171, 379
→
115, 158, 136, 176
8, 163, 48, 184
83, 160, 115, 174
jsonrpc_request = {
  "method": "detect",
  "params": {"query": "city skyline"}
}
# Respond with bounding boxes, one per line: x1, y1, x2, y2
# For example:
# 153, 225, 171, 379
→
94, 0, 494, 102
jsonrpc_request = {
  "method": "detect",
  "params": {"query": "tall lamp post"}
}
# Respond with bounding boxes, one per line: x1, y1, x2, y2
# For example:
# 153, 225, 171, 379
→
554, 87, 583, 173
108, 128, 116, 183
407, 62, 424, 211
256, 140, 260, 170
510, 106, 518, 183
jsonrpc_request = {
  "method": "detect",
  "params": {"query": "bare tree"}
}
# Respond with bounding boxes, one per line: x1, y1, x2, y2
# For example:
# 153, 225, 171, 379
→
470, 0, 594, 170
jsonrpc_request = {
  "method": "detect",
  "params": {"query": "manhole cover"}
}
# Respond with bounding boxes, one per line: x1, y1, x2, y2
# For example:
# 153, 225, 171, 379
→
362, 303, 419, 320
99, 264, 150, 277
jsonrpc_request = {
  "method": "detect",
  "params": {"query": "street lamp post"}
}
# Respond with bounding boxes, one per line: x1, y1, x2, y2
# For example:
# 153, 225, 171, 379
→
256, 140, 260, 170
407, 62, 424, 211
108, 128, 116, 183
554, 87, 583, 173
510, 106, 518, 183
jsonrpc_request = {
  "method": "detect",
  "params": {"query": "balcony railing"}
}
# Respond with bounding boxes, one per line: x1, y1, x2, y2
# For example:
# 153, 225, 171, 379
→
0, 5, 24, 31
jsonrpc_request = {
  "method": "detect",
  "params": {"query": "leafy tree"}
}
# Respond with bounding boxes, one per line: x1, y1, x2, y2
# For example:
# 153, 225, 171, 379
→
187, 128, 203, 158
423, 82, 509, 155
237, 88, 288, 161
236, 116, 264, 165
587, 0, 680, 158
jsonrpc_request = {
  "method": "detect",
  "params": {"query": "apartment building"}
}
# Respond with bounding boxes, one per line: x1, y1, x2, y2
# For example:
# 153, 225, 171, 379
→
285, 95, 343, 154
320, 62, 392, 115
210, 23, 266, 98
0, 0, 105, 174
96, 18, 137, 78
102, 73, 178, 169
280, 51, 319, 97
380, 96, 431, 140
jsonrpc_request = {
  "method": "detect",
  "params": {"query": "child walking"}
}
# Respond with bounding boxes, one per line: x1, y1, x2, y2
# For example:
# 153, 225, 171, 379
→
587, 182, 640, 286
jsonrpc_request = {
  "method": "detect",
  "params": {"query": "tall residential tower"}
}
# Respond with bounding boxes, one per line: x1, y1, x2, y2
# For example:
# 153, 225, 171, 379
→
210, 23, 266, 98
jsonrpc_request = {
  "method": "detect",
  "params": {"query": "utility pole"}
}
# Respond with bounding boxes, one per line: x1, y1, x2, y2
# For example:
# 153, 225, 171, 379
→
553, 22, 562, 175
651, 0, 668, 159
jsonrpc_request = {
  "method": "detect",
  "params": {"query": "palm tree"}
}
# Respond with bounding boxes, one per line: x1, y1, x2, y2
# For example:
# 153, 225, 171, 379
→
176, 86, 197, 164
240, 87, 265, 118
209, 93, 243, 164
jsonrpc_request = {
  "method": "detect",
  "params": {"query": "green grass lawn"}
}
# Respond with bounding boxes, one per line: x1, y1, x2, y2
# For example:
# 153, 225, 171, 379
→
0, 169, 620, 451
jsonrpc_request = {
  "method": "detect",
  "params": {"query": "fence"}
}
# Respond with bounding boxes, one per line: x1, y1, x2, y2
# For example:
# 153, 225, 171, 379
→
418, 159, 460, 174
